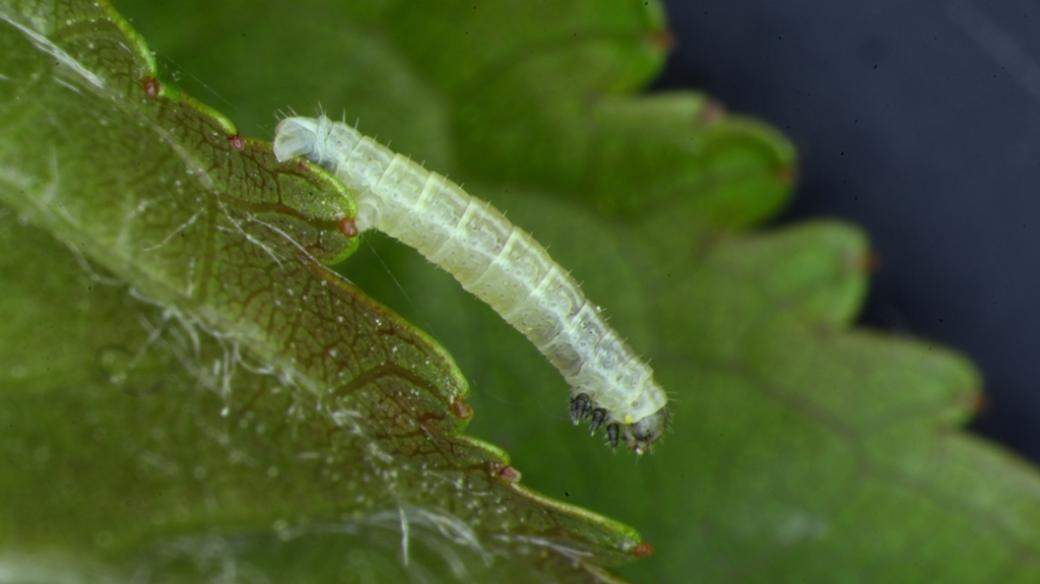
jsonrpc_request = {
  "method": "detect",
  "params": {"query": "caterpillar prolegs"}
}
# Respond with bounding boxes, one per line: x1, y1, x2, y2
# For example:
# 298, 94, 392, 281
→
273, 115, 669, 453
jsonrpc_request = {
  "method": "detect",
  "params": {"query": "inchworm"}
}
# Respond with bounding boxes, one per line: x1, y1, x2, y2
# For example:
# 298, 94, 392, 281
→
273, 115, 668, 453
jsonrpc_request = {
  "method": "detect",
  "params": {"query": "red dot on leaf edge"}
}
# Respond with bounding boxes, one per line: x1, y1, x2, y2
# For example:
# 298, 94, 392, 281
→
141, 76, 160, 99
631, 542, 654, 558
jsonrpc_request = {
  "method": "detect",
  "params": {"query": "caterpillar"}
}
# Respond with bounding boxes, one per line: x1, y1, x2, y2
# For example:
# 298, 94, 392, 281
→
273, 115, 668, 454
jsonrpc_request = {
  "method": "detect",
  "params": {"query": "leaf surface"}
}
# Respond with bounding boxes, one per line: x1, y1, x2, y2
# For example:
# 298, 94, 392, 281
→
0, 1, 649, 581
3, 0, 1040, 582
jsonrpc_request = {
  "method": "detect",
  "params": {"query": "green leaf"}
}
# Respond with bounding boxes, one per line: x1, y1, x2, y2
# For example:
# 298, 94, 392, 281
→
0, 2, 647, 582
4, 1, 1040, 583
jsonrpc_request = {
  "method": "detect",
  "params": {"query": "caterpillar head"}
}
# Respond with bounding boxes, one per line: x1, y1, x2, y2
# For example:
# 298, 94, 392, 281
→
622, 408, 669, 455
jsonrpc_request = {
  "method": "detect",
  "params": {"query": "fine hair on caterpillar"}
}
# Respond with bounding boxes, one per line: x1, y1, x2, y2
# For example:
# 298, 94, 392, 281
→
273, 114, 669, 454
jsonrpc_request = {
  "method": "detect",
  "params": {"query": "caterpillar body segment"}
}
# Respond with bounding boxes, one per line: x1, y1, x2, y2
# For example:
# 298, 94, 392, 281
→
274, 115, 668, 453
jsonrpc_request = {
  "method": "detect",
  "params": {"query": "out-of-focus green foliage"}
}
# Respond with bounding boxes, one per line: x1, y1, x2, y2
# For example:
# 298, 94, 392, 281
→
1, 0, 1039, 582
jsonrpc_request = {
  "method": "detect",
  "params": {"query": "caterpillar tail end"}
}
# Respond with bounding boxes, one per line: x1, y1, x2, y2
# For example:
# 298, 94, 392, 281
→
273, 116, 320, 163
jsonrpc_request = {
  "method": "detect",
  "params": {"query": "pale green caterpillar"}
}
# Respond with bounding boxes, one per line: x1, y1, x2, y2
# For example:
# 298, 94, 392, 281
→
273, 115, 668, 453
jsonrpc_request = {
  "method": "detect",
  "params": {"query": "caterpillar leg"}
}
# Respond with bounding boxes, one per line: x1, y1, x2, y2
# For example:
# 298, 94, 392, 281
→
569, 392, 669, 454
569, 393, 592, 424
588, 408, 608, 433
606, 423, 621, 449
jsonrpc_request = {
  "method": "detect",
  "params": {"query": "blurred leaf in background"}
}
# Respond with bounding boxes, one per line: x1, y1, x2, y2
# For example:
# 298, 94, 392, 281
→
2, 0, 1039, 582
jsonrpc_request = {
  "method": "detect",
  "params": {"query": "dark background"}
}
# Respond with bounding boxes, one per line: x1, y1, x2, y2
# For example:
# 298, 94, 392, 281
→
658, 0, 1040, 461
